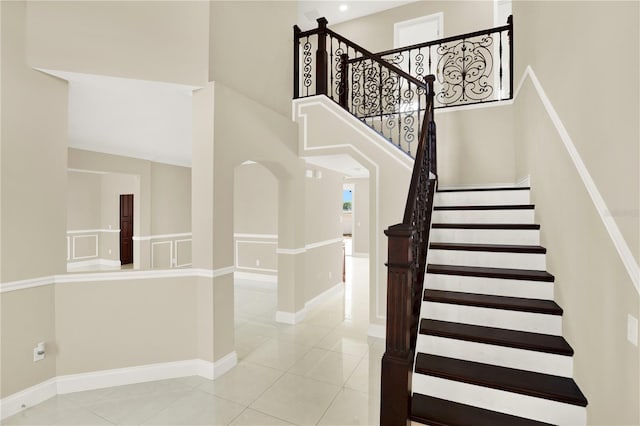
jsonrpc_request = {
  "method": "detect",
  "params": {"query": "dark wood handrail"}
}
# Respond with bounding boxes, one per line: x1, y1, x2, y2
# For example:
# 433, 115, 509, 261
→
372, 21, 512, 58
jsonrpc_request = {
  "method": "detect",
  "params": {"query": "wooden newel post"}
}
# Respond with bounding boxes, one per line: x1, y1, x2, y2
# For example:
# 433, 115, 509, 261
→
338, 53, 349, 108
293, 25, 301, 99
380, 223, 414, 426
316, 17, 329, 96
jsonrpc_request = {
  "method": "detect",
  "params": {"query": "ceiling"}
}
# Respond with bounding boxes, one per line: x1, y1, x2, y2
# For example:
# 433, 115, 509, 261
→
304, 154, 369, 178
41, 69, 197, 168
297, 0, 418, 29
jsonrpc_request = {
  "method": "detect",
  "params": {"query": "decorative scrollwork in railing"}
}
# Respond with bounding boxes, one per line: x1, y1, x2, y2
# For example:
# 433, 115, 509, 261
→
436, 36, 494, 105
375, 16, 513, 109
293, 18, 432, 157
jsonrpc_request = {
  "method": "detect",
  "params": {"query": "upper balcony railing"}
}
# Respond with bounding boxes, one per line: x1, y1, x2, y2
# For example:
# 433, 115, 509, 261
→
372, 16, 513, 108
294, 18, 431, 157
294, 17, 513, 134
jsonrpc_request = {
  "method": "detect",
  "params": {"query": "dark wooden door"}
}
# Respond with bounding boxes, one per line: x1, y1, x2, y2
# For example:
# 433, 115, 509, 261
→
120, 194, 134, 265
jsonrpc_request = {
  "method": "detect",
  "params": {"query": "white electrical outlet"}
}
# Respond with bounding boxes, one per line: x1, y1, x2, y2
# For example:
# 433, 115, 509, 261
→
108, 249, 112, 255
627, 314, 638, 346
329, 271, 333, 280
33, 342, 45, 362
256, 259, 260, 267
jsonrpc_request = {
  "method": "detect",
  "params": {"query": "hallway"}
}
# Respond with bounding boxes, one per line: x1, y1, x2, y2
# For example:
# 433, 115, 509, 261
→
4, 249, 382, 425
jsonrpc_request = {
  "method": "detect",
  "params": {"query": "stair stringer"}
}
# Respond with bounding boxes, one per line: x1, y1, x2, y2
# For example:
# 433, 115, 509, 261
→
293, 95, 414, 336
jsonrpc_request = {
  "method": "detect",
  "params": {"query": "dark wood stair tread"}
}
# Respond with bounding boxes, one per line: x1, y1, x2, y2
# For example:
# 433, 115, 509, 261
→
435, 204, 535, 211
411, 393, 553, 426
437, 186, 531, 193
424, 289, 562, 315
420, 319, 573, 355
430, 242, 546, 254
415, 353, 588, 406
432, 223, 541, 230
428, 264, 555, 282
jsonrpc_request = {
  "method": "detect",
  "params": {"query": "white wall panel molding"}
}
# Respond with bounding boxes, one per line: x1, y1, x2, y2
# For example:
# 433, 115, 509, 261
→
234, 239, 278, 273
132, 232, 192, 241
71, 234, 98, 260
174, 239, 193, 268
151, 240, 173, 269
276, 237, 343, 255
515, 66, 640, 293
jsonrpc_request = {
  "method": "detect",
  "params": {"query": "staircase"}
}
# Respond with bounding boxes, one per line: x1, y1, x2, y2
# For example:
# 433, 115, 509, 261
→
293, 16, 588, 425
410, 186, 587, 425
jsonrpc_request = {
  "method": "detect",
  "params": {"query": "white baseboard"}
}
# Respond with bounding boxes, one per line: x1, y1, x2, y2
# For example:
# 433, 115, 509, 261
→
0, 378, 57, 421
56, 359, 197, 395
275, 309, 306, 325
1, 353, 238, 421
368, 323, 386, 339
212, 351, 237, 379
276, 281, 344, 325
67, 258, 121, 270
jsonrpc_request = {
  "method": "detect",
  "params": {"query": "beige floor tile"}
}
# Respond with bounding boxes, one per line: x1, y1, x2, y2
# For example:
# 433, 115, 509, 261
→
229, 408, 295, 425
141, 389, 244, 425
288, 348, 361, 386
318, 388, 380, 426
242, 339, 311, 371
197, 361, 283, 406
250, 373, 340, 426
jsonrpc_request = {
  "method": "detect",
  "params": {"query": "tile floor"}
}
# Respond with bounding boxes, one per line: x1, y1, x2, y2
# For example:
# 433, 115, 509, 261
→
4, 242, 382, 425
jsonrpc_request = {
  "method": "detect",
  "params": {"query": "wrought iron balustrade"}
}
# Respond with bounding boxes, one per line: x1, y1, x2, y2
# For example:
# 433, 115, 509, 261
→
294, 18, 430, 157
372, 16, 513, 108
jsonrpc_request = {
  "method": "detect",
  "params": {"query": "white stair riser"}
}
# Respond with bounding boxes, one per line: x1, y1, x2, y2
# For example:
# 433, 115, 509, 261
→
432, 209, 535, 224
435, 190, 530, 206
431, 228, 540, 245
412, 375, 587, 425
416, 335, 573, 377
428, 249, 546, 270
422, 301, 563, 335
425, 273, 555, 300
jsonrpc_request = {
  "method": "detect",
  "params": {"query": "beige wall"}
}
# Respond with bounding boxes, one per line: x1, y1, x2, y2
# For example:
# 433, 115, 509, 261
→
150, 162, 191, 235
515, 80, 639, 426
1, 1, 68, 283
209, 1, 295, 118
55, 277, 197, 376
1, 285, 56, 398
1, 2, 62, 397
234, 163, 278, 236
350, 178, 370, 255
331, 1, 494, 53
514, 1, 639, 263
512, 2, 639, 423
233, 163, 279, 275
67, 171, 101, 230
304, 166, 344, 300
25, 1, 209, 86
436, 104, 516, 186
